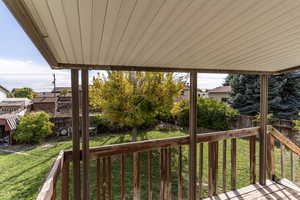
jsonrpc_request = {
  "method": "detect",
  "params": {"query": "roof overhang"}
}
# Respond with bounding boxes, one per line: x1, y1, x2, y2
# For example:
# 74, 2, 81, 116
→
5, 0, 300, 74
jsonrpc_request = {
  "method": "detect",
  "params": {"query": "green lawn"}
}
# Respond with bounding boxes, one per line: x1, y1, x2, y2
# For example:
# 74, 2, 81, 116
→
0, 130, 298, 200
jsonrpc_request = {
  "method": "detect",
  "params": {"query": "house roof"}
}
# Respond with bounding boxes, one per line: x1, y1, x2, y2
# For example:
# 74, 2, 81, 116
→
0, 98, 32, 107
0, 85, 9, 94
182, 86, 202, 92
35, 92, 56, 98
53, 86, 82, 93
208, 86, 231, 94
5, 0, 300, 74
33, 97, 58, 103
0, 113, 19, 131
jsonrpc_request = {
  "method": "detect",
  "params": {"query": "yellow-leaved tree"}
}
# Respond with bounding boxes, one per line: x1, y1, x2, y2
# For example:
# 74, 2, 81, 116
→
89, 71, 184, 141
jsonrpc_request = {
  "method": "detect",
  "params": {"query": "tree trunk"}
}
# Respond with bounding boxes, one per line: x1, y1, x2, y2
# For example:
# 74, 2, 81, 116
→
132, 127, 137, 142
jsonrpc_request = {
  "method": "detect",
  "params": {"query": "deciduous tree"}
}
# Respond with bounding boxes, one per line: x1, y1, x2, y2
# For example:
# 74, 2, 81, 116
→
14, 112, 54, 144
89, 71, 184, 140
10, 87, 35, 99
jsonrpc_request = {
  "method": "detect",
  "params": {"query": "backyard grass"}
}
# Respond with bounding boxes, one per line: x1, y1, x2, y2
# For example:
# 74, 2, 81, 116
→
0, 130, 299, 200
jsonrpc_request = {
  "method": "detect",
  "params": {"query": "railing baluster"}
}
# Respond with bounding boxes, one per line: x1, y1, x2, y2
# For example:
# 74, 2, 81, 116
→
160, 149, 164, 200
108, 157, 112, 200
267, 135, 275, 180
223, 140, 227, 192
133, 152, 140, 200
96, 158, 101, 200
281, 144, 285, 178
160, 148, 171, 200
231, 139, 237, 190
250, 136, 256, 184
215, 142, 219, 195
208, 143, 213, 196
199, 143, 204, 199
102, 157, 106, 200
61, 160, 69, 200
51, 182, 56, 200
178, 146, 184, 200
147, 151, 152, 200
291, 151, 295, 181
121, 154, 125, 200
208, 142, 218, 196
166, 148, 171, 200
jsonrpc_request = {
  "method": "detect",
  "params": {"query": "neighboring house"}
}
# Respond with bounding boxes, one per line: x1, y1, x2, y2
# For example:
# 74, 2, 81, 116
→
32, 97, 58, 115
53, 86, 82, 95
35, 92, 56, 98
0, 85, 9, 101
54, 87, 83, 113
207, 86, 231, 103
179, 86, 208, 100
57, 94, 72, 114
0, 113, 18, 145
0, 98, 32, 114
0, 98, 32, 145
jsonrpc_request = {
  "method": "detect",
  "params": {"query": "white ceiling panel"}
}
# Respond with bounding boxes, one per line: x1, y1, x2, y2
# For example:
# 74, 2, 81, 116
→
6, 0, 300, 73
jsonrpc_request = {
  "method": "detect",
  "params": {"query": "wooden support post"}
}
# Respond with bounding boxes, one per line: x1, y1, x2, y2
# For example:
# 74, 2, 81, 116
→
189, 72, 197, 200
71, 69, 81, 200
259, 75, 268, 186
81, 69, 90, 200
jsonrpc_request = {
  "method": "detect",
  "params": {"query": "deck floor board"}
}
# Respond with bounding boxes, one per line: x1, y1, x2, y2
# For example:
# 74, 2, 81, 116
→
204, 179, 300, 200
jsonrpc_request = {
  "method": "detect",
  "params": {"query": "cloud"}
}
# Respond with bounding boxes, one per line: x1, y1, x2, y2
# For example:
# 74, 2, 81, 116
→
197, 73, 227, 89
0, 58, 227, 92
0, 58, 70, 91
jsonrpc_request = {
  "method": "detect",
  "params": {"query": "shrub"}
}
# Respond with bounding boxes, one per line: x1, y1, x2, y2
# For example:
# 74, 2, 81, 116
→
293, 113, 300, 133
252, 113, 274, 125
14, 112, 54, 144
93, 114, 112, 133
92, 114, 130, 134
173, 98, 239, 130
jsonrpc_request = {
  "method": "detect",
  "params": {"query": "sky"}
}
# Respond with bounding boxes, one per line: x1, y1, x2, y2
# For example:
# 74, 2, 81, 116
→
0, 1, 226, 92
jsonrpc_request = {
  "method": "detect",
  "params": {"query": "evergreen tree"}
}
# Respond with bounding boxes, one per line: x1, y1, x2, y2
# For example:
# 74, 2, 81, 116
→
223, 74, 235, 86
229, 72, 300, 119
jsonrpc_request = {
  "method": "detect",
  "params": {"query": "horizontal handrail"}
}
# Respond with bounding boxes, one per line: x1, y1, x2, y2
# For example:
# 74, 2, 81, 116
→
268, 126, 300, 156
36, 151, 64, 200
64, 127, 260, 160
37, 127, 261, 200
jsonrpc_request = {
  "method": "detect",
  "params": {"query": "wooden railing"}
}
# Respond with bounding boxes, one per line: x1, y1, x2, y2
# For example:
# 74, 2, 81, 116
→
268, 126, 300, 182
37, 127, 260, 200
36, 151, 65, 200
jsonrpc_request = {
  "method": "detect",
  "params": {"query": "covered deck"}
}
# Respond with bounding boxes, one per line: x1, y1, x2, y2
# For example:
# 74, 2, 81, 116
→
205, 179, 300, 200
4, 0, 300, 199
